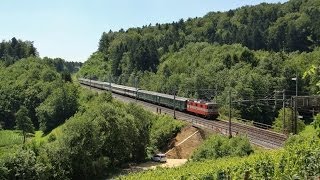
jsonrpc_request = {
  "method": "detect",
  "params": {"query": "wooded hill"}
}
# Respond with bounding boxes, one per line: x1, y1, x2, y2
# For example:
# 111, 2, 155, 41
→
0, 37, 185, 179
78, 0, 320, 125
0, 38, 82, 130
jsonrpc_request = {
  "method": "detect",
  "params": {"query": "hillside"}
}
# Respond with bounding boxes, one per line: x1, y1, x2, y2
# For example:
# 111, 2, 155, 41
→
0, 38, 186, 179
78, 0, 320, 126
79, 0, 320, 79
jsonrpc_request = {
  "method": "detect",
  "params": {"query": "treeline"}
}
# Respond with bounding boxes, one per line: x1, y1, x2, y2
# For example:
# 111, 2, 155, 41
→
0, 37, 38, 66
80, 0, 319, 79
0, 37, 82, 73
0, 91, 184, 179
43, 57, 82, 73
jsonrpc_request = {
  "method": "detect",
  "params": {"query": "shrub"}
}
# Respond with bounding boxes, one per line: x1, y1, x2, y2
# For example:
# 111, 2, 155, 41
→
191, 135, 253, 161
149, 115, 184, 154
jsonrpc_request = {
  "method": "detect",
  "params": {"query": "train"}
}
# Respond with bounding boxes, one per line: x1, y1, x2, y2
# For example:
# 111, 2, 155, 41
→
78, 78, 219, 119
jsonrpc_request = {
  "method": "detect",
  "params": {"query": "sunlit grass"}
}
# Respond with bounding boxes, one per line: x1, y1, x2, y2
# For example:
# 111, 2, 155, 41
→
0, 130, 24, 158
0, 130, 23, 147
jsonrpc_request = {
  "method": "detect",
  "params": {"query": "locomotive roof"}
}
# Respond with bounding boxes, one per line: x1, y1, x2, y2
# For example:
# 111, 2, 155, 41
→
187, 99, 217, 105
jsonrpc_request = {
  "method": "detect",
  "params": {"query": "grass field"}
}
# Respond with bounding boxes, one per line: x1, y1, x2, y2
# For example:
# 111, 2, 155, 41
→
0, 130, 24, 158
0, 130, 23, 147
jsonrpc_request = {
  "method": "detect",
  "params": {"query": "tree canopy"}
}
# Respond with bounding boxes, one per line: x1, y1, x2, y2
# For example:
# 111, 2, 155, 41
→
0, 57, 79, 132
15, 106, 34, 144
0, 37, 38, 66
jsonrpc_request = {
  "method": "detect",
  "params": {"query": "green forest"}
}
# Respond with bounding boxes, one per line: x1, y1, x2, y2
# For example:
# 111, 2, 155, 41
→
1, 0, 320, 179
78, 0, 320, 126
0, 38, 184, 179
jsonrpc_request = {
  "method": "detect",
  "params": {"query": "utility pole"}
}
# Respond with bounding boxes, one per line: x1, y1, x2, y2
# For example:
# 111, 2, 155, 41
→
228, 89, 232, 138
294, 97, 298, 134
215, 84, 218, 102
295, 74, 298, 134
173, 89, 176, 119
109, 75, 112, 92
135, 76, 138, 102
313, 108, 315, 118
291, 74, 298, 134
274, 91, 277, 111
89, 75, 91, 90
282, 90, 286, 133
291, 97, 294, 133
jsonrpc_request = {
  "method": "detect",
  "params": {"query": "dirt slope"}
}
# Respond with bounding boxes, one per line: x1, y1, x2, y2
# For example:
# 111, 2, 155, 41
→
165, 125, 209, 159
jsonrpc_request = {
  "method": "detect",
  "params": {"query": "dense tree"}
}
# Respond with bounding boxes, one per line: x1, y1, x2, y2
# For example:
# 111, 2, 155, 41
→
0, 149, 48, 180
15, 106, 34, 144
36, 83, 79, 133
0, 38, 38, 66
0, 57, 79, 131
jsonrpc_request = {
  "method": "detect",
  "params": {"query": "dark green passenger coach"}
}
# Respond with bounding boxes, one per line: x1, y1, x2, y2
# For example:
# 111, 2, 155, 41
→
138, 90, 188, 111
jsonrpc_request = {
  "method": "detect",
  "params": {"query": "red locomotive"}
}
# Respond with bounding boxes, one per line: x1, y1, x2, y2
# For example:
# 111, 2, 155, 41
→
187, 100, 219, 119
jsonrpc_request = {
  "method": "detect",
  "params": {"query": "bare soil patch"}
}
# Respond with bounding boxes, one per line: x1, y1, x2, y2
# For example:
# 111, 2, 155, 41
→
165, 125, 211, 159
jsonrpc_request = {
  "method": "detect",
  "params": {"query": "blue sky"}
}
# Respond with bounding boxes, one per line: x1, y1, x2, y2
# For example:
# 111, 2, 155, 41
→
0, 0, 288, 62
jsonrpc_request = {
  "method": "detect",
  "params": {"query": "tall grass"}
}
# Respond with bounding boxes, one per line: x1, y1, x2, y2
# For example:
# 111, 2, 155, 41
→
0, 130, 24, 158
0, 130, 23, 147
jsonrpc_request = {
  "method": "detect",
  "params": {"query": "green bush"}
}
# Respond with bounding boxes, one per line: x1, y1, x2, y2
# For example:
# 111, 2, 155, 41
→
0, 149, 50, 180
149, 115, 184, 154
191, 135, 253, 161
47, 133, 56, 142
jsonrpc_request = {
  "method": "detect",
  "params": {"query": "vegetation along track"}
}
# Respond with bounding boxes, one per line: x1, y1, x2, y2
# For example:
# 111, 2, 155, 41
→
82, 84, 287, 149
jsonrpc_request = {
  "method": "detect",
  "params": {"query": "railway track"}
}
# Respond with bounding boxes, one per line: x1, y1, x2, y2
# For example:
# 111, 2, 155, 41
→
81, 84, 287, 149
